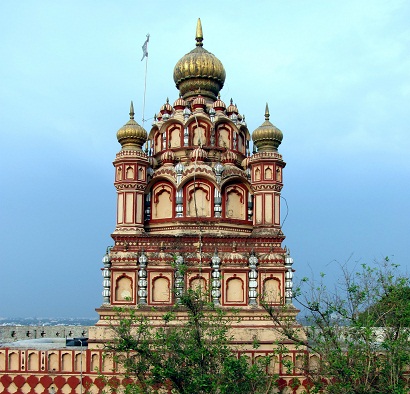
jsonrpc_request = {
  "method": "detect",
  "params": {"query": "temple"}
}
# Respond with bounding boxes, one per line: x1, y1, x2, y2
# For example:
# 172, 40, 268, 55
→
90, 18, 295, 347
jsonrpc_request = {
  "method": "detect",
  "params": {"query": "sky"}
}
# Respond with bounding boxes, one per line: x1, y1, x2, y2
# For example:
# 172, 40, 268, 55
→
0, 0, 409, 318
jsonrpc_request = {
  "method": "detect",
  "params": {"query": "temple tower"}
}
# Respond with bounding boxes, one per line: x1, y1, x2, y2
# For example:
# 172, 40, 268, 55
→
90, 19, 297, 354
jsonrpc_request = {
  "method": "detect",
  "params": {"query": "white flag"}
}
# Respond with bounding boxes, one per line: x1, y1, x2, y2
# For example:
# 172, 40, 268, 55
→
141, 34, 150, 61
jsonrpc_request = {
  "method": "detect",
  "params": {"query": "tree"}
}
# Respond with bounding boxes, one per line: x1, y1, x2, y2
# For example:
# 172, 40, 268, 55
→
263, 258, 410, 394
103, 289, 275, 394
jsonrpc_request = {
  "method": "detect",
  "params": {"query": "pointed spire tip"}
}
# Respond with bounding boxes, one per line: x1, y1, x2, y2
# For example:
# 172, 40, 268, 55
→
129, 101, 135, 120
196, 18, 203, 46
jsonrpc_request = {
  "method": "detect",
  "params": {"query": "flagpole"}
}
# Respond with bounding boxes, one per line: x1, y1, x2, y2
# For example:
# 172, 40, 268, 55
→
142, 56, 148, 125
141, 34, 150, 127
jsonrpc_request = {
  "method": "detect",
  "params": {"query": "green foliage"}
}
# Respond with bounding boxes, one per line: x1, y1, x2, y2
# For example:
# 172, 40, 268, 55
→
264, 258, 410, 394
104, 289, 274, 394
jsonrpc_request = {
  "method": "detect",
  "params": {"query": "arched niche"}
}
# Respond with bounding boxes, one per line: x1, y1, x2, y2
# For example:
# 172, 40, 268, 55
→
151, 182, 174, 220
263, 277, 281, 304
168, 123, 183, 148
189, 276, 207, 293
188, 118, 210, 146
226, 277, 244, 303
48, 352, 58, 371
126, 165, 135, 179
264, 166, 272, 180
115, 274, 133, 302
75, 352, 85, 372
152, 275, 171, 303
254, 167, 261, 181
185, 181, 212, 218
224, 184, 246, 220
8, 352, 19, 370
154, 131, 162, 153
61, 352, 71, 372
91, 353, 100, 372
217, 124, 232, 149
27, 351, 39, 371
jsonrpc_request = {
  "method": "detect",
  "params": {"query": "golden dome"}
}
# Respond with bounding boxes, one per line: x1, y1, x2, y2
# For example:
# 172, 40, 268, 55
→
252, 104, 283, 152
116, 101, 148, 151
173, 19, 226, 101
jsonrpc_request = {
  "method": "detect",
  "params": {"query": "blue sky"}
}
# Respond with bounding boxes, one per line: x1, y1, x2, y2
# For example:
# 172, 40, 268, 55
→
1, 1, 409, 318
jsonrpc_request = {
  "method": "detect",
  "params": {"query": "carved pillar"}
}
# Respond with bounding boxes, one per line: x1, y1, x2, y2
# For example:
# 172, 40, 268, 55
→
174, 255, 185, 304
248, 252, 258, 306
211, 251, 221, 305
175, 162, 184, 217
284, 251, 294, 305
138, 251, 148, 305
214, 189, 222, 218
102, 248, 112, 305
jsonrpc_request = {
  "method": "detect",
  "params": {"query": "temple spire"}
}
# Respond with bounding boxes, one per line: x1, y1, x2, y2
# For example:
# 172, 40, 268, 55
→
196, 18, 203, 47
265, 102, 270, 121
129, 101, 135, 120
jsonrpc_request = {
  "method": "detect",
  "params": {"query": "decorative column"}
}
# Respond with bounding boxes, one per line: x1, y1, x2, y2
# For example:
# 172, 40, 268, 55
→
247, 193, 253, 221
284, 250, 294, 305
214, 189, 222, 218
138, 251, 148, 305
248, 251, 258, 306
174, 254, 185, 304
175, 162, 184, 217
102, 248, 112, 305
145, 192, 151, 221
211, 251, 221, 305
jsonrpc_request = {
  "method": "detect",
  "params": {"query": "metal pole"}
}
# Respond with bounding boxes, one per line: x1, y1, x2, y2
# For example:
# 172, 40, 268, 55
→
78, 339, 83, 394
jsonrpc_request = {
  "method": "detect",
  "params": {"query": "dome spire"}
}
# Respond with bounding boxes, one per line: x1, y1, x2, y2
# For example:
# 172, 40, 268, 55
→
196, 18, 203, 47
129, 101, 135, 120
265, 103, 270, 121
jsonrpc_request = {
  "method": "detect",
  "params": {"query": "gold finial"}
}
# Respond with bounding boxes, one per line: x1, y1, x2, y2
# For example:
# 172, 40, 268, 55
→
166, 97, 169, 103
129, 101, 135, 120
265, 103, 270, 121
196, 18, 203, 47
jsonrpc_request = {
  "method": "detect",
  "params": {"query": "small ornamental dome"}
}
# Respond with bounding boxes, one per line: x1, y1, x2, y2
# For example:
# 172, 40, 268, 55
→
173, 96, 186, 111
252, 103, 283, 152
116, 101, 148, 151
213, 94, 226, 112
161, 150, 175, 164
221, 149, 237, 164
160, 98, 173, 114
190, 146, 208, 162
173, 19, 226, 101
192, 94, 206, 110
226, 99, 238, 115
